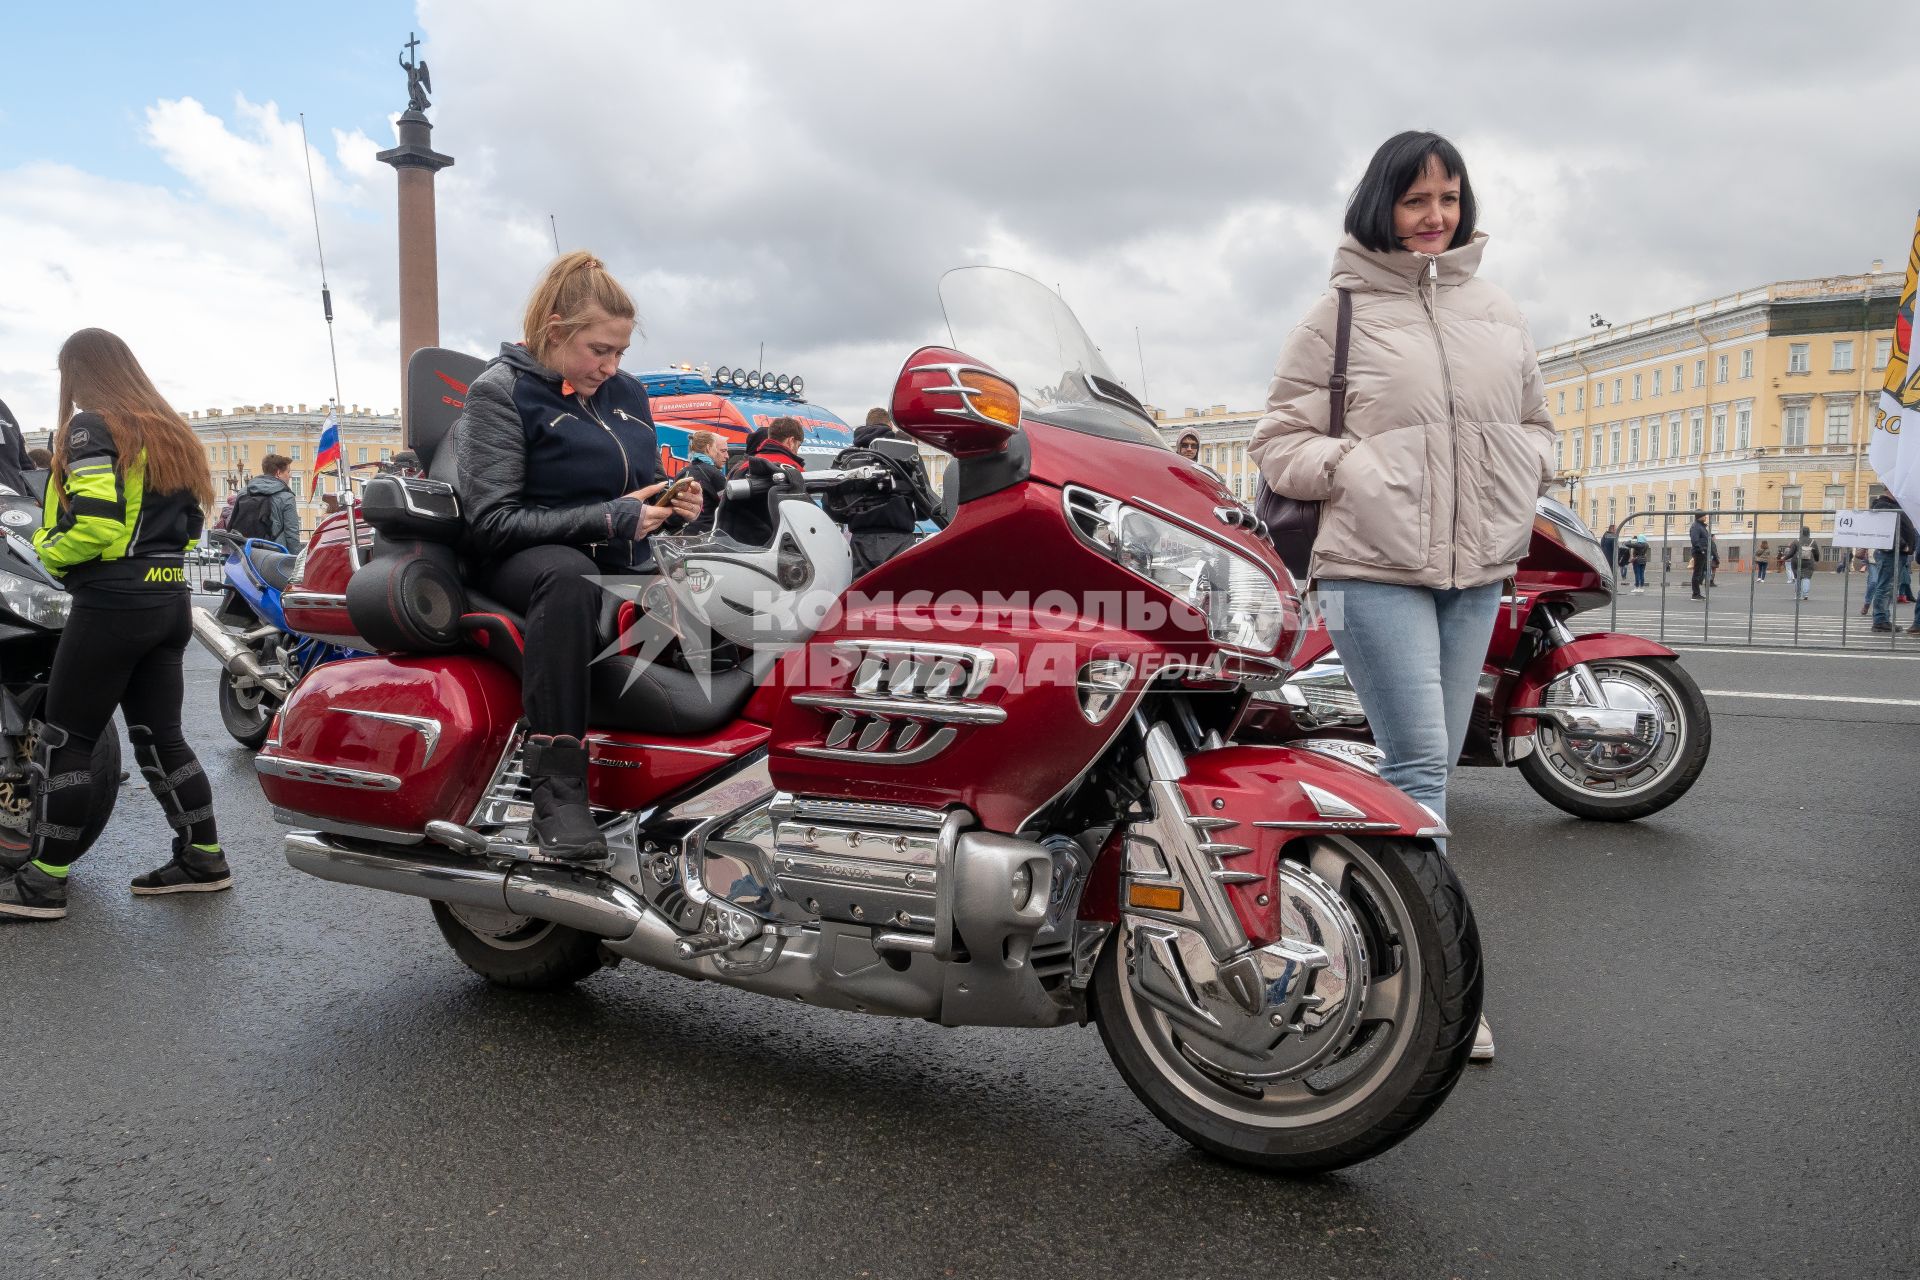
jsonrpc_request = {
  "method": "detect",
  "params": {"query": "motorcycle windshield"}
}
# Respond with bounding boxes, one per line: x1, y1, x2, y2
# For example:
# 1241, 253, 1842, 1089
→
939, 267, 1163, 448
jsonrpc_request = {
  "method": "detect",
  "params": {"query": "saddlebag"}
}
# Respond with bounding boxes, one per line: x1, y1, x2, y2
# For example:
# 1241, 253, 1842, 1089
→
256, 654, 522, 843
359, 474, 465, 543
281, 510, 375, 650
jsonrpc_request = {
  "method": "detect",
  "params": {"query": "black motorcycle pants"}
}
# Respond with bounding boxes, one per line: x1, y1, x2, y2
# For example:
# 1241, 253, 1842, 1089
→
33, 594, 217, 870
480, 544, 602, 740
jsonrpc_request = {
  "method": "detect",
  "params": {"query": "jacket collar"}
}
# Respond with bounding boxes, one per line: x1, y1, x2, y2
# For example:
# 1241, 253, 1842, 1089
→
1331, 232, 1489, 293
757, 441, 804, 466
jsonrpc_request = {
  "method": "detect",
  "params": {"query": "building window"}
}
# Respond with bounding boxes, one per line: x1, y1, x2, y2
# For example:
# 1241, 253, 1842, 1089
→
1555, 436, 1565, 469
1673, 363, 1685, 391
1783, 404, 1810, 446
381, 448, 393, 461
1689, 411, 1704, 454
1686, 489, 1697, 511
1557, 391, 1566, 415
1592, 433, 1604, 468
1716, 354, 1729, 383
1780, 485, 1802, 516
1736, 405, 1751, 450
1632, 372, 1643, 400
1607, 498, 1617, 524
1651, 368, 1663, 396
1571, 429, 1584, 464
1877, 337, 1893, 370
1832, 340, 1854, 372
1648, 420, 1662, 457
1575, 386, 1585, 411
1741, 348, 1753, 379
1613, 377, 1623, 405
1693, 359, 1706, 388
1710, 488, 1722, 512
1788, 342, 1810, 374
1712, 408, 1727, 453
1823, 484, 1845, 518
1666, 491, 1678, 511
1825, 401, 1852, 443
1590, 499, 1600, 527
356, 447, 368, 464
1734, 487, 1746, 514
1629, 423, 1641, 462
1609, 426, 1621, 464
1627, 496, 1638, 515
1669, 413, 1683, 457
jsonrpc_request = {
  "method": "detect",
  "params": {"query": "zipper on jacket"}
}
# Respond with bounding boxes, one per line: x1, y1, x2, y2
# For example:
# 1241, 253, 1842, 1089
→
1419, 256, 1463, 587
577, 394, 633, 485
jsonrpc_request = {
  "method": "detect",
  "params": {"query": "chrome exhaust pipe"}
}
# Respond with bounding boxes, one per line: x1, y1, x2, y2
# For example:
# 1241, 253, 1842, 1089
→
190, 606, 291, 698
284, 830, 645, 941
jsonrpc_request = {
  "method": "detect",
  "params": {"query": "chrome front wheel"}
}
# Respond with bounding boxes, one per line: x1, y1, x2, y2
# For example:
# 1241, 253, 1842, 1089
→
1519, 656, 1711, 821
1094, 836, 1481, 1173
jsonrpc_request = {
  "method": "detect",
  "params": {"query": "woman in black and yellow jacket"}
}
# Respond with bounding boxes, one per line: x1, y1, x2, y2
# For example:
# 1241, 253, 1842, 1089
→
0, 329, 229, 920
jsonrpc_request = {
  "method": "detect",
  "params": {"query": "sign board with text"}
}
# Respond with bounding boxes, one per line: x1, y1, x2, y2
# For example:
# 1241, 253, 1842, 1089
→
1831, 509, 1897, 550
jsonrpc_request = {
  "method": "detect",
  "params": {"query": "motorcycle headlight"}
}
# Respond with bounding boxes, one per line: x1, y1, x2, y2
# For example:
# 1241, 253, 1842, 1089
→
0, 568, 70, 629
1064, 485, 1286, 653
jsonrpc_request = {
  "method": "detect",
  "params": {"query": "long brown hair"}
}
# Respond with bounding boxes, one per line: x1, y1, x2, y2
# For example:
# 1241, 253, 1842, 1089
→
54, 328, 214, 507
521, 251, 638, 366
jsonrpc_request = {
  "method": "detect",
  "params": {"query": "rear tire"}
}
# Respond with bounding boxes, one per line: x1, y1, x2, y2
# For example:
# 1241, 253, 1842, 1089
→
430, 899, 609, 990
1518, 656, 1710, 822
1094, 836, 1481, 1174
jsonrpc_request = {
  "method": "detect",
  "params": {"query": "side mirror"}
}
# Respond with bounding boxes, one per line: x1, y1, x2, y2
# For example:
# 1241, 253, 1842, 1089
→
888, 346, 1021, 459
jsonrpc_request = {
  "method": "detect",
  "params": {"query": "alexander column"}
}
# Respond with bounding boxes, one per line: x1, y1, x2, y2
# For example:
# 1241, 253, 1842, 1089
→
375, 33, 454, 406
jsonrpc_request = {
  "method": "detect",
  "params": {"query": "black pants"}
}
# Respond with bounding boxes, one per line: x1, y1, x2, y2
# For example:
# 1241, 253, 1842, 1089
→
850, 530, 916, 578
1690, 556, 1707, 596
35, 594, 216, 869
481, 544, 601, 739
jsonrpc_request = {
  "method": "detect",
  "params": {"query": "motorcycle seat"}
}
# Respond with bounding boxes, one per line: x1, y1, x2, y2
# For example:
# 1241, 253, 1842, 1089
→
459, 590, 763, 737
245, 543, 298, 592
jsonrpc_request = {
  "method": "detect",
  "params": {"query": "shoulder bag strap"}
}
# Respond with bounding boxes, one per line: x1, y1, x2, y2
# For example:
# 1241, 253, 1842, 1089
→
1328, 287, 1353, 439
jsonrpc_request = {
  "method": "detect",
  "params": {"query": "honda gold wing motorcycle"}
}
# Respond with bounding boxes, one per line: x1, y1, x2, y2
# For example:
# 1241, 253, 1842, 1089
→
256, 268, 1481, 1173
1240, 499, 1711, 822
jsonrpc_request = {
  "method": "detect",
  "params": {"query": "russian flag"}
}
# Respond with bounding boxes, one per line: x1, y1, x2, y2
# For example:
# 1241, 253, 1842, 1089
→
310, 413, 341, 497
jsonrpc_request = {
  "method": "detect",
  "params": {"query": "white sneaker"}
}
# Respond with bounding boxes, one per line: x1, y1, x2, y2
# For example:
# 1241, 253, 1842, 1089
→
1470, 1014, 1495, 1063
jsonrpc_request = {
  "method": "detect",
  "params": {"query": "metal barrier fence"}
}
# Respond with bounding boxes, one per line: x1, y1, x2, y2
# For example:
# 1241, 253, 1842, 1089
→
1606, 509, 1914, 651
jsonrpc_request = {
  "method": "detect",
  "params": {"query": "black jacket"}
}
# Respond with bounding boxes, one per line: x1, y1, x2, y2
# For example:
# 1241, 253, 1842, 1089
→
682, 453, 727, 535
0, 399, 35, 497
1689, 520, 1710, 560
34, 412, 204, 599
836, 424, 925, 536
1869, 493, 1918, 557
455, 344, 657, 570
717, 439, 804, 546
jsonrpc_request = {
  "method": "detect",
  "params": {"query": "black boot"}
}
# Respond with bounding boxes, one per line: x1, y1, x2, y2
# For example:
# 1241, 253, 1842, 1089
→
523, 735, 606, 861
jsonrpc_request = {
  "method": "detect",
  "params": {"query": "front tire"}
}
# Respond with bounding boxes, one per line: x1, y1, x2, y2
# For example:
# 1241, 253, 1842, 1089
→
1518, 656, 1710, 822
430, 900, 609, 990
1094, 836, 1481, 1174
217, 664, 276, 750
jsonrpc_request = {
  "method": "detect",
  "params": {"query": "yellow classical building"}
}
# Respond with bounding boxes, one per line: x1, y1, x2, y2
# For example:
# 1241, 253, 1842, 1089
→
1540, 270, 1901, 562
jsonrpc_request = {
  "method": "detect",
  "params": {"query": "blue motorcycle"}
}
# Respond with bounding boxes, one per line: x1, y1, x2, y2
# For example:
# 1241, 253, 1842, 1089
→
190, 529, 360, 748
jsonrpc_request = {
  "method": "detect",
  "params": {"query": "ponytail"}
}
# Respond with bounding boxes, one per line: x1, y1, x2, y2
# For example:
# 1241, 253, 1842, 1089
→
522, 251, 639, 366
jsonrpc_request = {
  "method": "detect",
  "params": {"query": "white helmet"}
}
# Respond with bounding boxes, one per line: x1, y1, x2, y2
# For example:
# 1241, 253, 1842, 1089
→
653, 500, 852, 648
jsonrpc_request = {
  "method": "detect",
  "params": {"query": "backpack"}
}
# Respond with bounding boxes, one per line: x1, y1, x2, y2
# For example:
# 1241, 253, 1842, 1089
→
227, 490, 277, 543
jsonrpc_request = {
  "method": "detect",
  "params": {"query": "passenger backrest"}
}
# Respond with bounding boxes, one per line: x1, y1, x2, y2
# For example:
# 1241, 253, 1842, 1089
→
405, 347, 488, 470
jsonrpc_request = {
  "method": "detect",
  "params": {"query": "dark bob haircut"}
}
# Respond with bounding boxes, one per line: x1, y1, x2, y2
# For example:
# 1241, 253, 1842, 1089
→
1343, 131, 1477, 254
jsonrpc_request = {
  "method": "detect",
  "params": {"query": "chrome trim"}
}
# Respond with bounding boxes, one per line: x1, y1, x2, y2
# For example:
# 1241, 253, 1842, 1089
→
1299, 782, 1368, 821
1290, 739, 1386, 775
1253, 819, 1400, 833
1076, 659, 1135, 725
794, 726, 957, 765
270, 806, 423, 846
772, 796, 950, 829
282, 591, 348, 611
255, 755, 401, 791
791, 693, 1006, 725
833, 639, 997, 699
334, 708, 443, 767
915, 361, 1022, 427
1510, 703, 1655, 743
586, 735, 735, 760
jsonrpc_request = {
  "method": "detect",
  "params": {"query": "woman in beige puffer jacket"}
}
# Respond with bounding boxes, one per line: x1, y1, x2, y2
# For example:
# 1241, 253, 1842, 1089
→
1250, 132, 1555, 1063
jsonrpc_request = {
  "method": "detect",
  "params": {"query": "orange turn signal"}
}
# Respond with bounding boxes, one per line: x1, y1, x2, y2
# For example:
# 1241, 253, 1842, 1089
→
958, 369, 1022, 427
1128, 883, 1185, 912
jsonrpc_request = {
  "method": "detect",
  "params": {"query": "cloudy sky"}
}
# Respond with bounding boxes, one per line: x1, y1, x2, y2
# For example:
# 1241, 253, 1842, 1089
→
2, 1, 1915, 432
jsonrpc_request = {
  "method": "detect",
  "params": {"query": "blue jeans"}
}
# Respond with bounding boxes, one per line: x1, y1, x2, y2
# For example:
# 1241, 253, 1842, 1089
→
1632, 561, 1646, 587
1322, 579, 1503, 834
1870, 552, 1893, 626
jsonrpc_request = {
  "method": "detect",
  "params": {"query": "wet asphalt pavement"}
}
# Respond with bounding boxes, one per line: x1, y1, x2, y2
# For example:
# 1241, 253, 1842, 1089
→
2, 645, 1916, 1279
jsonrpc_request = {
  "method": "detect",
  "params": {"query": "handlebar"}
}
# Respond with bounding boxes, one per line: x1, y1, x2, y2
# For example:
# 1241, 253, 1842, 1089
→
723, 465, 895, 504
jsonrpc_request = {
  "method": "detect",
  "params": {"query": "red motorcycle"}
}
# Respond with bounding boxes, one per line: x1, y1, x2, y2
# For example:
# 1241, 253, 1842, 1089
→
1239, 503, 1712, 821
256, 268, 1480, 1173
